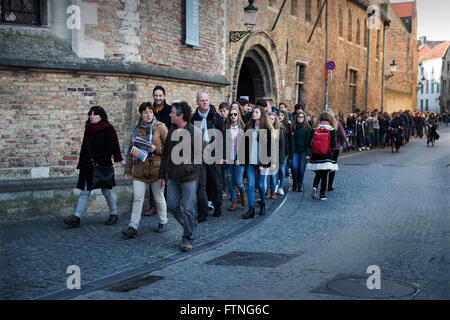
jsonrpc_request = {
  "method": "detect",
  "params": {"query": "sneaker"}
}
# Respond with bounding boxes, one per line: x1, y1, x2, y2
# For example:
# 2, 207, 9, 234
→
358, 148, 362, 152
320, 194, 327, 201
180, 243, 193, 252
122, 227, 138, 238
64, 215, 80, 228
311, 187, 317, 200
155, 223, 168, 233
276, 188, 285, 195
208, 201, 214, 210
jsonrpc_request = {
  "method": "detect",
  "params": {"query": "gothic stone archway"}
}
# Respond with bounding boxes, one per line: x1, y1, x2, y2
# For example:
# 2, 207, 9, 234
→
233, 32, 282, 104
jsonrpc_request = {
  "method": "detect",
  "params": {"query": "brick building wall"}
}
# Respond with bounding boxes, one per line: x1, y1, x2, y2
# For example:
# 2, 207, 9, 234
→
226, 0, 398, 117
0, 0, 417, 219
384, 1, 418, 113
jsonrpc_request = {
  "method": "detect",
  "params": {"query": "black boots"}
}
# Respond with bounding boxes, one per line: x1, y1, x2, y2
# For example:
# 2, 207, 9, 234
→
259, 204, 266, 215
105, 214, 118, 225
242, 207, 255, 219
64, 215, 80, 228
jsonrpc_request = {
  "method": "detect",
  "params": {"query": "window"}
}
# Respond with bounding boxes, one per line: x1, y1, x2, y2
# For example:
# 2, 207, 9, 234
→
338, 7, 343, 38
291, 0, 298, 16
431, 81, 434, 93
376, 29, 381, 57
356, 19, 361, 45
269, 0, 277, 7
426, 99, 428, 111
347, 9, 352, 42
0, 0, 41, 25
316, 0, 322, 29
444, 80, 448, 94
364, 19, 368, 47
349, 69, 357, 112
295, 63, 306, 104
426, 80, 429, 94
447, 61, 449, 71
437, 83, 440, 93
305, 0, 311, 23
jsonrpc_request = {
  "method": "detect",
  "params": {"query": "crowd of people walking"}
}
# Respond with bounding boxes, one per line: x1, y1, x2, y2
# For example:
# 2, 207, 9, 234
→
63, 85, 447, 252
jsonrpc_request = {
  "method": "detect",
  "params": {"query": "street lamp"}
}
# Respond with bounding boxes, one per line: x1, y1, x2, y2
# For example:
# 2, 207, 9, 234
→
385, 60, 397, 79
229, 0, 258, 42
417, 75, 426, 91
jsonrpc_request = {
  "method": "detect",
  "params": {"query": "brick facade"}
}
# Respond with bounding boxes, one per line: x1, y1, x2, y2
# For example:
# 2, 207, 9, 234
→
0, 0, 417, 218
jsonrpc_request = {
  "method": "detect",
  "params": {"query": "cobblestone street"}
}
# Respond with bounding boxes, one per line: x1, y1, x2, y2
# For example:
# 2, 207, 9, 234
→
1, 127, 449, 300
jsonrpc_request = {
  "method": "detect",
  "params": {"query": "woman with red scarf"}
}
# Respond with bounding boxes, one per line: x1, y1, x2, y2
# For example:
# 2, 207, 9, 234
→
64, 106, 123, 228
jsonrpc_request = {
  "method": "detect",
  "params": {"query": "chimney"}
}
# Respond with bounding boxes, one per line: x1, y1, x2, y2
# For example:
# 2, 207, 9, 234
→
419, 36, 427, 45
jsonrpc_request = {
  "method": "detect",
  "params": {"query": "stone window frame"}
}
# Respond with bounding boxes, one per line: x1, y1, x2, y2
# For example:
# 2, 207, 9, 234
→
316, 0, 322, 29
290, 0, 298, 17
355, 18, 361, 46
347, 8, 352, 42
376, 29, 381, 58
305, 0, 311, 24
0, 0, 47, 26
349, 68, 358, 112
338, 6, 343, 39
295, 61, 307, 105
363, 19, 368, 48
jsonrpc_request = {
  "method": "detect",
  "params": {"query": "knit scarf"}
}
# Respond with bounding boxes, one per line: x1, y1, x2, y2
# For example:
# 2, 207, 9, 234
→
85, 122, 123, 162
198, 107, 210, 145
131, 116, 156, 163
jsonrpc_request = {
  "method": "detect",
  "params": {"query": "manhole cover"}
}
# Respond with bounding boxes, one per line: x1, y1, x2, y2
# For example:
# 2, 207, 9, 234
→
206, 251, 300, 268
105, 275, 164, 292
312, 275, 427, 299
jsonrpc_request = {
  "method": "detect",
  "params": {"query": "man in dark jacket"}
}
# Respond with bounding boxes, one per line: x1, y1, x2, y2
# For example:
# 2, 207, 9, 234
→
158, 101, 202, 252
145, 85, 172, 217
153, 85, 172, 129
191, 92, 226, 222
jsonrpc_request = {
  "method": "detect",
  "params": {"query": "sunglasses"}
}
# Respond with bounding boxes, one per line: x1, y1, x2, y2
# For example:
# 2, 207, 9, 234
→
298, 115, 305, 118
230, 113, 238, 116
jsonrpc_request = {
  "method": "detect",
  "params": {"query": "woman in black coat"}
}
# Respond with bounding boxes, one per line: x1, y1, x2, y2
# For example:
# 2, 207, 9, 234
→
64, 106, 123, 228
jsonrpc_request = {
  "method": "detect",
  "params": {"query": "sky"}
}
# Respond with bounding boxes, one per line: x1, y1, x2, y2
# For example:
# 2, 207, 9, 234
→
390, 0, 450, 41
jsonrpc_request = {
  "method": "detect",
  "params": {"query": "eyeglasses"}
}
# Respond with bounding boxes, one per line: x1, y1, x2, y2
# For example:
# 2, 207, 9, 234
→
230, 113, 238, 117
298, 115, 305, 118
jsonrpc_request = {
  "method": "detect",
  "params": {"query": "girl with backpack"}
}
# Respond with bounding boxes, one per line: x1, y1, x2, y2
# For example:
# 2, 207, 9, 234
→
306, 112, 338, 201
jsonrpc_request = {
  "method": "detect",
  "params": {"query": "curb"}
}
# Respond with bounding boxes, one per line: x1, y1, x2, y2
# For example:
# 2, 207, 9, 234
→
34, 188, 290, 300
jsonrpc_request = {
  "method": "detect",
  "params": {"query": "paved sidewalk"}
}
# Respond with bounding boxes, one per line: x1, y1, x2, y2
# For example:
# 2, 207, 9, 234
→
0, 184, 287, 300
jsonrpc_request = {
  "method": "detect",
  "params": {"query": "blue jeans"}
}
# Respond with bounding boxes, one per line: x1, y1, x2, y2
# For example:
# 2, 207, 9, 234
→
371, 129, 379, 147
292, 152, 307, 188
246, 164, 269, 207
74, 182, 117, 217
167, 179, 197, 245
226, 164, 245, 199
278, 155, 288, 189
269, 172, 278, 190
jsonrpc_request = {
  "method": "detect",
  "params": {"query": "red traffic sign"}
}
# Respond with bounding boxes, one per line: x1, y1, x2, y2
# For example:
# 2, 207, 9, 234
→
327, 60, 336, 70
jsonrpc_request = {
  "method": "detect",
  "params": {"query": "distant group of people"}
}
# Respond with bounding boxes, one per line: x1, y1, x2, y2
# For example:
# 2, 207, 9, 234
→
63, 85, 445, 252
339, 108, 444, 151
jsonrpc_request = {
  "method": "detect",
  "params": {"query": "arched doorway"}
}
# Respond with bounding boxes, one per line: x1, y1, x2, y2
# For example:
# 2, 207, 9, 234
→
236, 46, 276, 104
232, 32, 281, 105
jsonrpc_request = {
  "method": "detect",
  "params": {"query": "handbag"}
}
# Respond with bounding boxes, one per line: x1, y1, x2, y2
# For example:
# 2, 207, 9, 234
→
86, 136, 114, 189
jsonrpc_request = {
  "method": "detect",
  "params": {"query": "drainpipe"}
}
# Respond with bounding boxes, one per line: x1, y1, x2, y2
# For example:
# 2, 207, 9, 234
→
381, 20, 389, 113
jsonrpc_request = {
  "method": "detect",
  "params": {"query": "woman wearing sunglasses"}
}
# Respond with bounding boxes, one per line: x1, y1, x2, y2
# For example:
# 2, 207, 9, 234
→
224, 105, 247, 211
